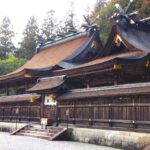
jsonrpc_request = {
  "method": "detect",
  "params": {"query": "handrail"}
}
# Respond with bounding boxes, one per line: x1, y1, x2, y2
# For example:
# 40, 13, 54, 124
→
10, 124, 30, 135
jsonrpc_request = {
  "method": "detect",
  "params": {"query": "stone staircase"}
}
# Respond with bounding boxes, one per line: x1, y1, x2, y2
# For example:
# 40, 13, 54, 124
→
11, 125, 67, 141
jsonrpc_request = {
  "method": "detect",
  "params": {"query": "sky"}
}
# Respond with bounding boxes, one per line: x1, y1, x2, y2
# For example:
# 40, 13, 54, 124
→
0, 0, 97, 46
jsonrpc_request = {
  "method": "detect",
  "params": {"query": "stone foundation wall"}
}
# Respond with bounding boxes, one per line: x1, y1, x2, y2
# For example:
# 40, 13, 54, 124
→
67, 127, 150, 150
0, 122, 26, 132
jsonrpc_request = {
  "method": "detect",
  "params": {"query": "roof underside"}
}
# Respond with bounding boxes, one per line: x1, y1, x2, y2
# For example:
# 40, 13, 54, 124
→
0, 94, 40, 103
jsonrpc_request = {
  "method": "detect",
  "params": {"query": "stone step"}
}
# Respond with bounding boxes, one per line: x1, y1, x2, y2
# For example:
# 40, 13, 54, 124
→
15, 126, 67, 141
17, 132, 51, 140
20, 130, 55, 136
28, 127, 63, 132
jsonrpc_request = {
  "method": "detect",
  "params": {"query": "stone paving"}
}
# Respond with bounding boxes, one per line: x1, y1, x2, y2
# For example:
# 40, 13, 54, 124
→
0, 132, 120, 150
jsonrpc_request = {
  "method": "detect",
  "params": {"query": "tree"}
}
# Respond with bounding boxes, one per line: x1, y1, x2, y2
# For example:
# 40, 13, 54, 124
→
41, 10, 57, 40
0, 16, 15, 59
90, 0, 142, 43
138, 0, 150, 18
17, 16, 39, 60
61, 1, 77, 34
0, 54, 26, 75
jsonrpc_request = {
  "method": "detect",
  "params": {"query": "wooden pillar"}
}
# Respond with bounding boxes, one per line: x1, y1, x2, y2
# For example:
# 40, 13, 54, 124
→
10, 107, 12, 121
73, 101, 76, 124
133, 96, 137, 129
113, 64, 121, 85
86, 79, 90, 88
6, 85, 9, 96
89, 100, 93, 126
2, 106, 5, 120
14, 84, 17, 95
56, 100, 59, 126
113, 72, 118, 85
109, 98, 113, 127
28, 103, 30, 122
40, 95, 45, 118
25, 81, 28, 93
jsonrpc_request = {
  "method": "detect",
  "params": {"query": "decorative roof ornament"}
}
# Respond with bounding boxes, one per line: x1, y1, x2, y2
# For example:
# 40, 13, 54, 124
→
112, 0, 137, 29
112, 0, 150, 32
36, 35, 46, 53
82, 15, 99, 37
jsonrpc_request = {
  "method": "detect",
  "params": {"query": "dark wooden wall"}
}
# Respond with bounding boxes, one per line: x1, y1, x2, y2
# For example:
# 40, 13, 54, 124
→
0, 101, 41, 122
0, 99, 57, 123
57, 95, 150, 132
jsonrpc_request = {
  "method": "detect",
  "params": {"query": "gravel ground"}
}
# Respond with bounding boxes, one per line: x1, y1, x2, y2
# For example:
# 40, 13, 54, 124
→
0, 132, 120, 150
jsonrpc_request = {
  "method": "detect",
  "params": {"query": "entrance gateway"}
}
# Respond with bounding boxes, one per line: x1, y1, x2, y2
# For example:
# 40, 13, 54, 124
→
27, 75, 66, 126
41, 94, 57, 126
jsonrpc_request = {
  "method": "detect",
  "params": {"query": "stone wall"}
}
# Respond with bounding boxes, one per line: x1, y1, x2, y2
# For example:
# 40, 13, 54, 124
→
67, 127, 150, 150
0, 122, 26, 132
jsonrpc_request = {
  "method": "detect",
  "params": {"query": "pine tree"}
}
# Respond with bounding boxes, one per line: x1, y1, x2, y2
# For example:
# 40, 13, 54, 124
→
138, 0, 150, 18
41, 10, 57, 40
61, 1, 77, 34
0, 16, 15, 59
17, 16, 39, 60
90, 0, 142, 43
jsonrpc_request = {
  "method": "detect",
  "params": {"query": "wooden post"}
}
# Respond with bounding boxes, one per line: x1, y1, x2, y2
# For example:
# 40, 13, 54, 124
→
73, 101, 76, 124
109, 98, 113, 127
2, 107, 4, 120
10, 107, 12, 121
6, 85, 9, 96
56, 100, 59, 126
114, 72, 118, 85
28, 104, 30, 122
86, 79, 90, 88
40, 95, 45, 118
89, 101, 93, 126
133, 96, 137, 129
113, 70, 121, 85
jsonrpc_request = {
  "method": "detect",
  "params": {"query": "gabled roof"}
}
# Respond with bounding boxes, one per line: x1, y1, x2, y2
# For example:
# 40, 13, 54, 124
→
0, 30, 102, 82
54, 19, 150, 76
27, 75, 66, 93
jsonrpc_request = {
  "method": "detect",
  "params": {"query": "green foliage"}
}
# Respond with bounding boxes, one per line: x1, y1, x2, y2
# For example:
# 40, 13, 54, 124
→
0, 54, 26, 75
138, 0, 150, 18
41, 2, 78, 40
91, 0, 143, 44
0, 16, 15, 59
16, 16, 39, 60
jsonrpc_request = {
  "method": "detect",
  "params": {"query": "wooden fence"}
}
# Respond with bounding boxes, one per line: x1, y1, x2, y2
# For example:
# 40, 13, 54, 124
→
57, 95, 150, 132
0, 105, 41, 122
0, 104, 57, 123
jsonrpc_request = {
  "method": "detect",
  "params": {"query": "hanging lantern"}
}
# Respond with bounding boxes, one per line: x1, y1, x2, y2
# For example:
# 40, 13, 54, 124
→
114, 64, 122, 70
49, 94, 56, 103
29, 95, 36, 103
145, 61, 150, 68
24, 73, 32, 78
